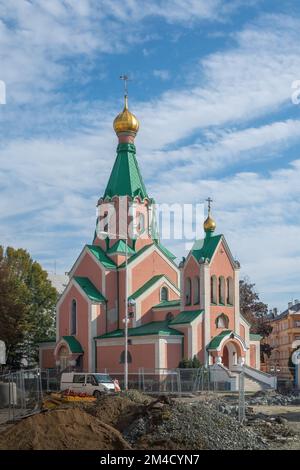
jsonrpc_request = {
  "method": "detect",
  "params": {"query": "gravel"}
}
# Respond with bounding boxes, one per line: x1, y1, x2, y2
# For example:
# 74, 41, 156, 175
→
124, 401, 267, 450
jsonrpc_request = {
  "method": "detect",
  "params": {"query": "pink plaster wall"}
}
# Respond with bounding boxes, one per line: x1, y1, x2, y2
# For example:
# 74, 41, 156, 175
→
40, 347, 55, 368
182, 256, 201, 311
74, 252, 103, 293
140, 285, 180, 324
166, 343, 182, 368
97, 343, 156, 372
131, 250, 178, 293
152, 308, 180, 323
209, 241, 235, 337
240, 324, 245, 340
58, 284, 90, 371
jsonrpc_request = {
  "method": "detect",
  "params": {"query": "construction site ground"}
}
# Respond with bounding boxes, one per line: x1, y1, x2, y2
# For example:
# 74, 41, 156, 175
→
0, 390, 299, 450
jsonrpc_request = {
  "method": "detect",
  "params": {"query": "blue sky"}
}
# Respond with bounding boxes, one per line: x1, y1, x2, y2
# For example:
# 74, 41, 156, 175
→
0, 0, 300, 312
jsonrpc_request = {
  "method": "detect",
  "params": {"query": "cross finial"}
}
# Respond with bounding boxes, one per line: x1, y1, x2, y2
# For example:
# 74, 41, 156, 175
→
206, 197, 213, 215
120, 74, 130, 97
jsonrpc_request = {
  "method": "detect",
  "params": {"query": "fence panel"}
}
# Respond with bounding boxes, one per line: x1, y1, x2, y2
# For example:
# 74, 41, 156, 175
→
0, 368, 43, 422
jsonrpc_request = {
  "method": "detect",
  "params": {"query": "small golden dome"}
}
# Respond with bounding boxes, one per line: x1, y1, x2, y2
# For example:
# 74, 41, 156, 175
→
113, 95, 139, 135
204, 215, 216, 233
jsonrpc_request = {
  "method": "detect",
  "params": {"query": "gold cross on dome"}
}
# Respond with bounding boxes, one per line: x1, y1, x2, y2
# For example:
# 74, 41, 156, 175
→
119, 74, 131, 96
206, 197, 213, 214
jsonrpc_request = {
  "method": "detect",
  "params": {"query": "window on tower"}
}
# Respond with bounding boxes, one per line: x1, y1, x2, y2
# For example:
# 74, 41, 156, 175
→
219, 276, 225, 304
226, 277, 234, 305
71, 299, 77, 335
211, 275, 217, 304
193, 276, 200, 304
185, 277, 192, 305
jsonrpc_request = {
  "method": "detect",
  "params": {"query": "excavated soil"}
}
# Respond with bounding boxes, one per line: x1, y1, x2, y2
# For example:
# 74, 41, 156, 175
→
0, 407, 130, 450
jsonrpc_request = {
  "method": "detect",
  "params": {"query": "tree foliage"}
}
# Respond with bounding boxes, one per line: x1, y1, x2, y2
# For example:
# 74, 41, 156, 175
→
178, 355, 202, 369
0, 246, 58, 367
240, 278, 272, 361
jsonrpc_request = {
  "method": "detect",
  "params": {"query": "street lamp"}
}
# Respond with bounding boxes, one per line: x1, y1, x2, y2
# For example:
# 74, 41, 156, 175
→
98, 230, 130, 390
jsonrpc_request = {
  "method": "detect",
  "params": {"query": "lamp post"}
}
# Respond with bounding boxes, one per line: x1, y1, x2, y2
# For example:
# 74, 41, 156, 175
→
98, 230, 130, 390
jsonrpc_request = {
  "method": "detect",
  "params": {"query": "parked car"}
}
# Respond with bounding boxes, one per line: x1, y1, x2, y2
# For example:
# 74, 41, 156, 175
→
60, 372, 116, 398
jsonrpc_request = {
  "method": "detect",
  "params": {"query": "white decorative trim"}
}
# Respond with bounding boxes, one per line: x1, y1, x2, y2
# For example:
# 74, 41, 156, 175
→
234, 267, 240, 334
201, 263, 211, 365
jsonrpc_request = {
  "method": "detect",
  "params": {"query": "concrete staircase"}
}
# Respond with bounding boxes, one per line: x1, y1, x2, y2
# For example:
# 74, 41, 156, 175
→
243, 376, 266, 392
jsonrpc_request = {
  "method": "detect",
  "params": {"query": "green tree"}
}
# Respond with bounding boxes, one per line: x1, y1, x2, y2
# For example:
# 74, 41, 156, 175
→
240, 278, 272, 361
178, 355, 202, 368
0, 246, 58, 366
0, 260, 28, 367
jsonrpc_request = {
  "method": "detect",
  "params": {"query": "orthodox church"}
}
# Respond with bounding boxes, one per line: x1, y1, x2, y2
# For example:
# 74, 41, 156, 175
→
40, 93, 273, 387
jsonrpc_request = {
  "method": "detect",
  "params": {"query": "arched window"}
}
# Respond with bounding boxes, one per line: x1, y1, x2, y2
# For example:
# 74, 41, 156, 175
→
119, 350, 132, 364
211, 275, 217, 304
216, 313, 229, 329
71, 299, 77, 335
185, 277, 192, 305
137, 212, 145, 234
166, 312, 174, 322
219, 276, 225, 304
160, 286, 169, 302
227, 277, 234, 305
193, 276, 200, 304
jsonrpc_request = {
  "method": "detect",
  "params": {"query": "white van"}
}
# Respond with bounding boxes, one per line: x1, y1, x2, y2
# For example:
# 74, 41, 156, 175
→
60, 372, 116, 398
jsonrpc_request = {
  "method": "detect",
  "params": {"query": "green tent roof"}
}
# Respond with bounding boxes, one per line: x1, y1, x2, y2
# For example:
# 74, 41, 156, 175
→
192, 234, 222, 262
62, 336, 83, 353
96, 321, 183, 339
206, 330, 232, 350
170, 309, 204, 325
107, 239, 135, 255
86, 244, 116, 269
129, 275, 164, 300
74, 276, 107, 303
103, 143, 148, 199
250, 334, 262, 341
153, 299, 181, 309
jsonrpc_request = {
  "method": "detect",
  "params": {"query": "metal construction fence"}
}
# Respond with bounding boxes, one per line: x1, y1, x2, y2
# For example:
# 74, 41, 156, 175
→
262, 365, 298, 391
0, 368, 43, 423
0, 366, 246, 423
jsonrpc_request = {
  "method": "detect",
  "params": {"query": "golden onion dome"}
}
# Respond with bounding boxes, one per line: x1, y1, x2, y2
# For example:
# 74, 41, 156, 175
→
204, 215, 216, 233
113, 95, 139, 135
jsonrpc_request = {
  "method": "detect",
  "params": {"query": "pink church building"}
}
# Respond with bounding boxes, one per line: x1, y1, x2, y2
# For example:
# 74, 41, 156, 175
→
39, 94, 276, 389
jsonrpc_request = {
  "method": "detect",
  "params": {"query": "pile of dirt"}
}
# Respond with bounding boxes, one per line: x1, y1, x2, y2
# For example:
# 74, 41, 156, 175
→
0, 408, 130, 450
83, 390, 154, 431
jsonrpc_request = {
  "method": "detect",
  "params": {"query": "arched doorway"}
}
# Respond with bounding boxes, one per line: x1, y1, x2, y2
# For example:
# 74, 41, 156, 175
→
221, 341, 240, 369
223, 345, 229, 368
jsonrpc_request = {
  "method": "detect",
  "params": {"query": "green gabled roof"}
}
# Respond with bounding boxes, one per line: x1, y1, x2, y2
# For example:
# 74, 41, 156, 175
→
250, 334, 263, 341
74, 276, 107, 303
153, 299, 181, 309
206, 330, 232, 350
170, 309, 204, 325
119, 243, 154, 268
62, 336, 84, 353
129, 275, 164, 300
107, 239, 135, 255
155, 241, 177, 261
96, 321, 183, 339
103, 143, 148, 200
86, 244, 116, 269
192, 234, 222, 262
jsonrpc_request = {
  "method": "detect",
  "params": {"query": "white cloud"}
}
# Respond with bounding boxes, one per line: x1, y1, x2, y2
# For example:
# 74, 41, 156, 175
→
153, 69, 170, 81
